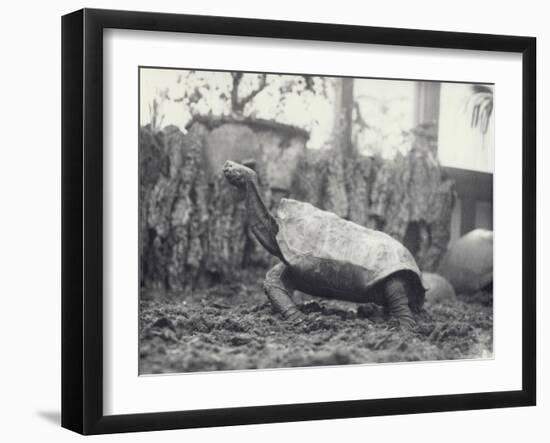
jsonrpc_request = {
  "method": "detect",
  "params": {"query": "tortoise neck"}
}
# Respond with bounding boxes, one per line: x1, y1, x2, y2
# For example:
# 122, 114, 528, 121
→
244, 179, 284, 261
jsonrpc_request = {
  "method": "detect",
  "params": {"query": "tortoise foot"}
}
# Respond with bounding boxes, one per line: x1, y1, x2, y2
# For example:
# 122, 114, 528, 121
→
282, 308, 305, 324
398, 317, 416, 331
386, 316, 416, 331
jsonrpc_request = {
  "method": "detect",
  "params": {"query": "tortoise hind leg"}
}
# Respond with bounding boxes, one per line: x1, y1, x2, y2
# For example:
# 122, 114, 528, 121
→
383, 277, 416, 329
263, 263, 303, 321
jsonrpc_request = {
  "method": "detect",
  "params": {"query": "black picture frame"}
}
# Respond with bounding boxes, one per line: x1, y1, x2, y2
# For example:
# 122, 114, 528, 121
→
61, 8, 536, 435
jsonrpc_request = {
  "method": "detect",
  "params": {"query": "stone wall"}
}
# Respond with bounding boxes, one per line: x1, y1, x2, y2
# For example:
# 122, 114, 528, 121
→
189, 115, 308, 189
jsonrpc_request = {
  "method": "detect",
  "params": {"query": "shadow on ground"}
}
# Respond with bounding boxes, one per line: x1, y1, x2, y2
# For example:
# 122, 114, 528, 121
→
36, 410, 60, 426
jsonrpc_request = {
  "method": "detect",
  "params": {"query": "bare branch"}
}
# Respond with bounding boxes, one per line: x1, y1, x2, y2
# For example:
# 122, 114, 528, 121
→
237, 73, 268, 112
353, 101, 370, 129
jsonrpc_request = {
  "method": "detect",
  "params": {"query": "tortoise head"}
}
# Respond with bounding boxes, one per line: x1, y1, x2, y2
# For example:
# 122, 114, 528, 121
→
223, 160, 258, 189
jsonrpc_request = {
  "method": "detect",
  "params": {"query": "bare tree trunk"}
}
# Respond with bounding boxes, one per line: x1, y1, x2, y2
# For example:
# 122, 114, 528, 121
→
332, 77, 355, 156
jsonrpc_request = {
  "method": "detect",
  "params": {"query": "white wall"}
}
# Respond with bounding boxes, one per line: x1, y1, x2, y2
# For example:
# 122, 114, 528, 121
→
439, 83, 495, 172
0, 0, 546, 441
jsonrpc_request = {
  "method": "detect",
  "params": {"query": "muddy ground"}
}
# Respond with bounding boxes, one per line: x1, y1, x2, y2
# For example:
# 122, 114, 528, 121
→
139, 270, 493, 374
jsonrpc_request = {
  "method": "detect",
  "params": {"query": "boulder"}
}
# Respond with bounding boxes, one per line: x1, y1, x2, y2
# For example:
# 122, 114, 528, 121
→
437, 229, 493, 295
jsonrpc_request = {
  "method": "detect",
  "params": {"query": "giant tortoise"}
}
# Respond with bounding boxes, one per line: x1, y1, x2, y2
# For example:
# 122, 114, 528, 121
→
223, 160, 426, 327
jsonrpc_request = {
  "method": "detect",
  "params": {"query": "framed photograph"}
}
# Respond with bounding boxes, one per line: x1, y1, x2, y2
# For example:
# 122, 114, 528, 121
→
61, 8, 536, 435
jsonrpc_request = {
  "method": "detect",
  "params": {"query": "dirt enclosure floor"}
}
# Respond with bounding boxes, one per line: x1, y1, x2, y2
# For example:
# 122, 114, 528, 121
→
139, 271, 493, 374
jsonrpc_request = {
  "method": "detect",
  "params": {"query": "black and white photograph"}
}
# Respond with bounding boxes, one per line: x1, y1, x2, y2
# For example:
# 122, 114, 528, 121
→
1, 0, 546, 440
138, 67, 494, 374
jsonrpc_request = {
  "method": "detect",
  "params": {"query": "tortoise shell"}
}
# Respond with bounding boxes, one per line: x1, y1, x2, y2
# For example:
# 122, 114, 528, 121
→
275, 199, 421, 291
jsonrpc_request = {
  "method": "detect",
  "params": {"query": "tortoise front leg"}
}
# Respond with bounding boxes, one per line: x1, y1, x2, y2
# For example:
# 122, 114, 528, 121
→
263, 263, 303, 321
383, 277, 416, 329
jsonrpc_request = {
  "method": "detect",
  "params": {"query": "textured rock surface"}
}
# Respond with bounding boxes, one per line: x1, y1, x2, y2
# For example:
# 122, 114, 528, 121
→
202, 123, 260, 181
189, 116, 308, 188
368, 146, 456, 271
257, 129, 306, 190
140, 124, 208, 290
